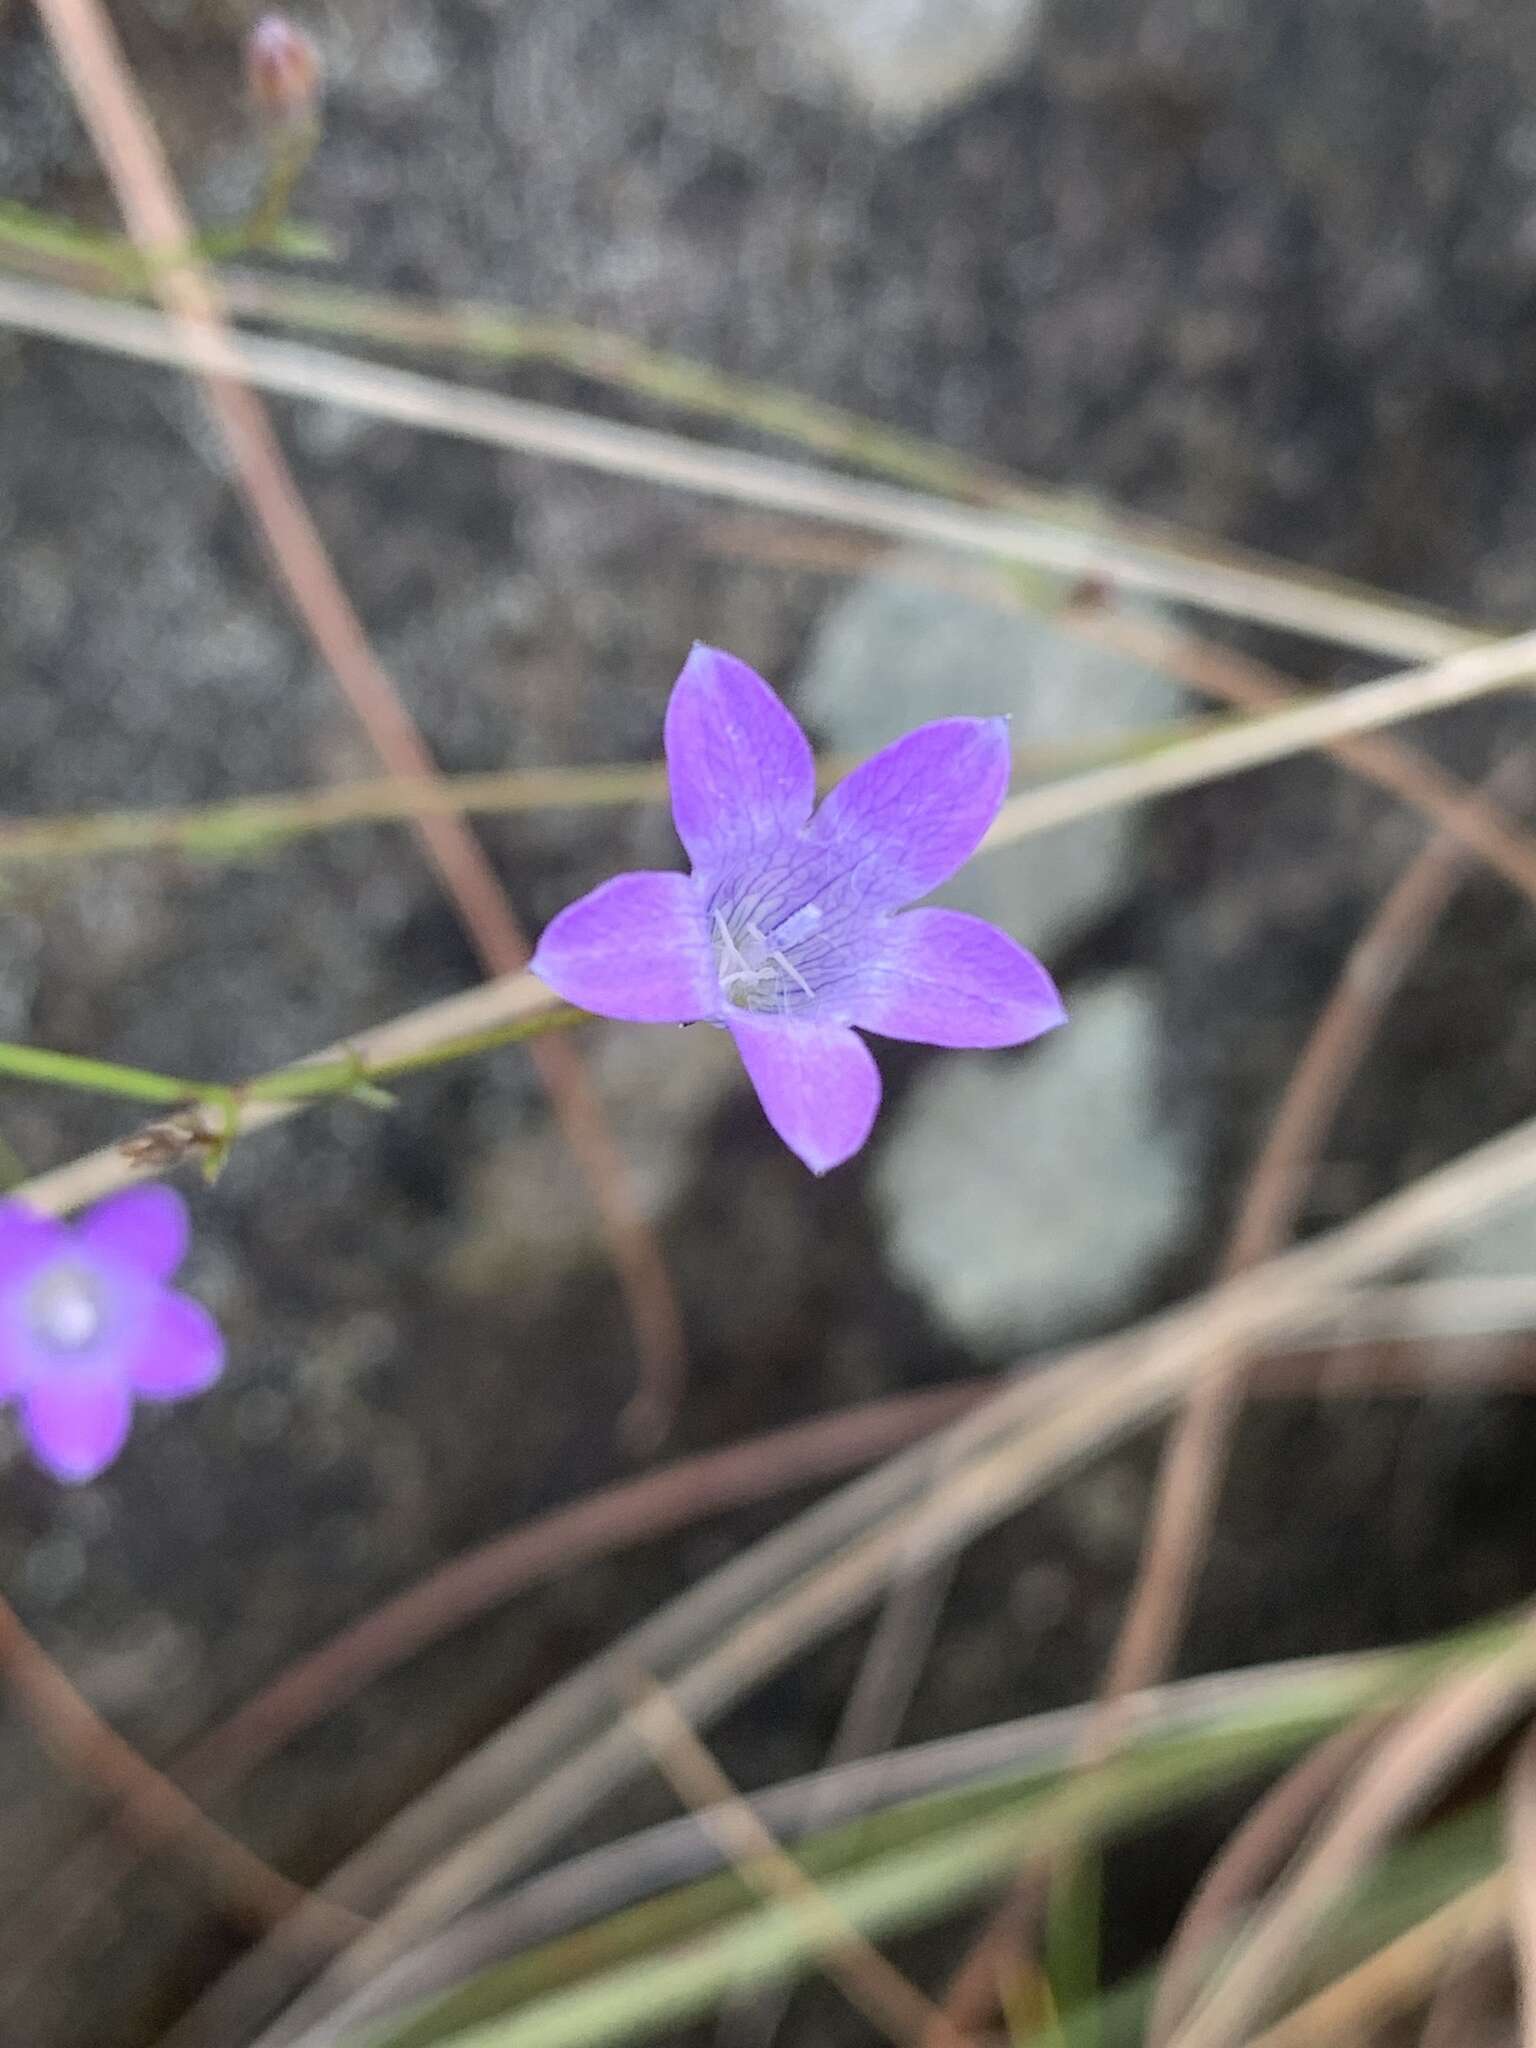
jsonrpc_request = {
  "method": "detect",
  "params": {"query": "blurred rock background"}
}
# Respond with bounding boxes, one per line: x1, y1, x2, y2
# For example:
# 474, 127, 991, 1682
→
4, 1, 1536, 2040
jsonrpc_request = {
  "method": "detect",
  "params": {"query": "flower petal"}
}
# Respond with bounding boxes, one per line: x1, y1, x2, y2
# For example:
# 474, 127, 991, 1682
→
728, 1014, 881, 1174
806, 718, 1011, 908
127, 1290, 225, 1402
664, 646, 816, 879
76, 1185, 189, 1282
20, 1373, 133, 1484
846, 909, 1067, 1049
0, 1255, 148, 1402
0, 1203, 67, 1287
531, 871, 716, 1022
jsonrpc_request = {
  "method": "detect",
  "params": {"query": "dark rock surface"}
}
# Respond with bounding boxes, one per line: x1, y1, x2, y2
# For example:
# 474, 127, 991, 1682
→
3, 2, 1536, 2041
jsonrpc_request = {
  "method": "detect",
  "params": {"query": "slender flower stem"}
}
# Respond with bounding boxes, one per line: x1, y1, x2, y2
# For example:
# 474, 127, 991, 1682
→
355, 1004, 587, 1079
241, 119, 321, 250
0, 202, 1489, 662
12, 970, 563, 1216
0, 1043, 211, 1104
0, 1589, 360, 1941
0, 1002, 587, 1135
29, 0, 687, 1442
0, 727, 1217, 872
0, 273, 1485, 665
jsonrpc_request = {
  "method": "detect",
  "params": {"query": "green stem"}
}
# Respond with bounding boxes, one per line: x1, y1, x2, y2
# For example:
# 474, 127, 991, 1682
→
0, 1129, 34, 1193
0, 722, 1225, 872
361, 1004, 588, 1082
1043, 1848, 1103, 2046
0, 1004, 587, 1119
368, 1719, 1342, 2048
0, 200, 1485, 669
0, 203, 141, 282
246, 1003, 587, 1100
237, 118, 322, 251
0, 200, 327, 293
0, 1042, 206, 1105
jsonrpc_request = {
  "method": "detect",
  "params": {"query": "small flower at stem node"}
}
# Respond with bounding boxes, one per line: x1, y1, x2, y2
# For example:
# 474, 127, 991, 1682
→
0, 1189, 224, 1483
246, 14, 323, 125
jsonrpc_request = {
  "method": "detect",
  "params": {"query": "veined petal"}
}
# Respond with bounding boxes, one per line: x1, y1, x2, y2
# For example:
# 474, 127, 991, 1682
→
806, 718, 1011, 908
128, 1291, 225, 1402
728, 1014, 880, 1174
77, 1185, 189, 1283
20, 1372, 133, 1484
531, 871, 716, 1023
847, 909, 1067, 1048
664, 646, 816, 878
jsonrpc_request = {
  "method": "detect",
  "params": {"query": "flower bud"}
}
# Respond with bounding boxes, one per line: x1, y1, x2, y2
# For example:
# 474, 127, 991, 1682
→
246, 13, 323, 123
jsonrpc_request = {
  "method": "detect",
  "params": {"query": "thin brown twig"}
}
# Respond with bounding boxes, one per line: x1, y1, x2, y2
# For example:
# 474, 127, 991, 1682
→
716, 526, 1536, 2047
623, 1669, 975, 2048
1243, 1870, 1510, 2048
0, 233, 1486, 663
1147, 1716, 1390, 2043
171, 1654, 1468, 2048
721, 1528, 963, 2047
184, 1386, 990, 1798
0, 1591, 360, 1945
932, 727, 1536, 2039
983, 633, 1536, 850
1416, 1931, 1515, 2048
0, 1382, 990, 2000
705, 523, 1536, 907
12, 83, 1536, 2048
15, 1307, 1536, 1996
29, 0, 685, 1448
1165, 1619, 1536, 2048
1062, 599, 1536, 910
153, 1103, 1536, 2048
5, 266, 1534, 828
990, 663, 1536, 2042
1104, 765, 1528, 1705
922, 1836, 1039, 2036
1080, 762, 1535, 2043
0, 731, 1218, 870
18, 1319, 1536, 2008
1103, 746, 1536, 1734
0, 274, 1482, 667
1505, 1720, 1536, 2047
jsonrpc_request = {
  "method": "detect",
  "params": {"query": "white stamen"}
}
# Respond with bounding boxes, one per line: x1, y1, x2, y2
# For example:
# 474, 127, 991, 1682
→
712, 909, 751, 981
775, 903, 823, 948
766, 943, 814, 1000
31, 1265, 103, 1351
712, 908, 815, 1012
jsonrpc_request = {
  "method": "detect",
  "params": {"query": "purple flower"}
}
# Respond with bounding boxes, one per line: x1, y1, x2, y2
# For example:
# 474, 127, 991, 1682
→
0, 1188, 223, 1483
530, 646, 1066, 1173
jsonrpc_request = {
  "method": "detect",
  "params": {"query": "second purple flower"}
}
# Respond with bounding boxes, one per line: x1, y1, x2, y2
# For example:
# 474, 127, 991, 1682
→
531, 646, 1066, 1173
0, 1187, 223, 1483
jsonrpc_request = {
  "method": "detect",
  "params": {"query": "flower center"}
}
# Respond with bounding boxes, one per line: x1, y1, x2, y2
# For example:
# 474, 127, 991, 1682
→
712, 906, 821, 1015
29, 1262, 106, 1353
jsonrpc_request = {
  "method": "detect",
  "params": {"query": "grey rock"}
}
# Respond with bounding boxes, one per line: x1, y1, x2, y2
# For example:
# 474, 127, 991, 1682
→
796, 552, 1183, 957
446, 1022, 742, 1298
874, 976, 1196, 1350
761, 0, 1046, 132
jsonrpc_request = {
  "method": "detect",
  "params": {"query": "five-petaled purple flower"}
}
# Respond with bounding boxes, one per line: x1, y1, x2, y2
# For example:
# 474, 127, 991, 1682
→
0, 1187, 223, 1484
530, 646, 1066, 1173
